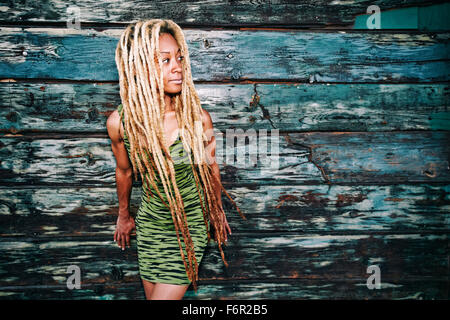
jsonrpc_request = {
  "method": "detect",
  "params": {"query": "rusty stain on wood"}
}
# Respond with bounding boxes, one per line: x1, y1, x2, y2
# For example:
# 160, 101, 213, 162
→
275, 194, 299, 208
284, 134, 331, 183
336, 194, 367, 207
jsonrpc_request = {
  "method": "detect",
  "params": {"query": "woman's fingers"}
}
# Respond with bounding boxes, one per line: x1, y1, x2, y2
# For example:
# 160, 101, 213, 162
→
114, 222, 135, 250
126, 234, 131, 249
115, 231, 126, 250
117, 233, 122, 248
120, 233, 126, 250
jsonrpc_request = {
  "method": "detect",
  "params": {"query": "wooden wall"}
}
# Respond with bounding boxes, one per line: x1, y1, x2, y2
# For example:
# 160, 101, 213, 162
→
0, 1, 448, 299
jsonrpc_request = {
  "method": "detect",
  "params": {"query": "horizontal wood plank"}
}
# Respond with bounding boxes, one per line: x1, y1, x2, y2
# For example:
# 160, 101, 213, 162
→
1, 1, 449, 301
0, 28, 448, 82
0, 131, 448, 185
1, 82, 448, 133
288, 131, 450, 183
0, 184, 448, 237
0, 278, 447, 300
0, 233, 446, 289
0, 0, 444, 28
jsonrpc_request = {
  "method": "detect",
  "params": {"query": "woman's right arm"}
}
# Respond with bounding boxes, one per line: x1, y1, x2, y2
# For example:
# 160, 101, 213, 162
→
106, 110, 135, 250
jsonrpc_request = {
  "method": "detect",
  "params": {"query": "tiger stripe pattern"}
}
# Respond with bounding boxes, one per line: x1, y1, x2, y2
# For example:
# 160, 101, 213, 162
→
117, 104, 209, 285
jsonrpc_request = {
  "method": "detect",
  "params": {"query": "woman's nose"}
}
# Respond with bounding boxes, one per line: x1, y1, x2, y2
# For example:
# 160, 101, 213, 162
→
171, 58, 182, 72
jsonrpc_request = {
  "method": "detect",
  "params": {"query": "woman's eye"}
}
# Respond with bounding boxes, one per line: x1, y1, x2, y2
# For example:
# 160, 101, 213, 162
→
162, 56, 183, 63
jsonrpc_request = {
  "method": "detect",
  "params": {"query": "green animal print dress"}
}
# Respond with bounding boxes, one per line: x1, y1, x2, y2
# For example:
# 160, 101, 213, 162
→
118, 104, 209, 285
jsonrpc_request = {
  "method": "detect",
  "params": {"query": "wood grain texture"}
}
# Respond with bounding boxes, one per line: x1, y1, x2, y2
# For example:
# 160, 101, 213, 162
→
0, 0, 446, 27
0, 28, 448, 82
0, 1, 449, 300
0, 234, 446, 288
0, 131, 448, 185
0, 82, 448, 133
0, 184, 448, 237
1, 278, 447, 300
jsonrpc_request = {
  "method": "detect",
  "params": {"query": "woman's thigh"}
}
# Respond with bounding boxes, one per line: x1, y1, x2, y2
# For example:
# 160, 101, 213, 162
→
141, 278, 155, 299
149, 282, 189, 300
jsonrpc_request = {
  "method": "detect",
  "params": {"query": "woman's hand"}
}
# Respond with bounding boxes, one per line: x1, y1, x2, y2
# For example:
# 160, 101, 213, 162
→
114, 214, 135, 250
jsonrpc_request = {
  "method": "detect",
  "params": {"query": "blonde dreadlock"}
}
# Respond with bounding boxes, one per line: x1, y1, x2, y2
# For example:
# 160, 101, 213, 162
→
115, 19, 245, 290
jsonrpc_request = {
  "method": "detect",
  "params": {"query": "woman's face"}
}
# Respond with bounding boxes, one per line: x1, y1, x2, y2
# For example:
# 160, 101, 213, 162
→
156, 33, 184, 94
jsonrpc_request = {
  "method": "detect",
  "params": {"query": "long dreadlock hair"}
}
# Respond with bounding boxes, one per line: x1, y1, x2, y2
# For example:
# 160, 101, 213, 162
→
115, 19, 245, 290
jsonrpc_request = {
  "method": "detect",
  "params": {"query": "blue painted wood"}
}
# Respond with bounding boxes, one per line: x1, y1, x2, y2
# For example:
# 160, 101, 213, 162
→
0, 234, 446, 297
0, 1, 448, 300
353, 2, 450, 31
1, 279, 447, 300
1, 82, 448, 133
0, 132, 448, 185
0, 0, 444, 27
0, 184, 448, 237
0, 28, 448, 82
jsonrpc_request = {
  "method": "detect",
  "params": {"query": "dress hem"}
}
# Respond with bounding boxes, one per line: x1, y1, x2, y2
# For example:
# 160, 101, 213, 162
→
139, 275, 191, 286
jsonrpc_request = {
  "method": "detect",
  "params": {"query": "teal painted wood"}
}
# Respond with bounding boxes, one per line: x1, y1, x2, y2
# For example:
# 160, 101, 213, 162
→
0, 132, 448, 185
289, 131, 450, 183
0, 82, 448, 133
0, 278, 447, 300
429, 112, 450, 130
0, 184, 448, 237
418, 2, 450, 31
0, 1, 448, 300
353, 2, 450, 31
0, 0, 443, 27
0, 28, 448, 82
354, 6, 420, 30
0, 234, 446, 291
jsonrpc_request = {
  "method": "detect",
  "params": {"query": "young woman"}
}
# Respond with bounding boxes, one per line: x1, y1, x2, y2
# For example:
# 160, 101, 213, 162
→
106, 19, 244, 300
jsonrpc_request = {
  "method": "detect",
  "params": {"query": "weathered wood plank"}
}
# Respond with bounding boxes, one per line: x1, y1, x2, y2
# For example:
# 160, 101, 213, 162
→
0, 28, 448, 82
0, 279, 447, 300
0, 234, 446, 288
1, 0, 447, 29
1, 82, 448, 133
184, 279, 449, 300
353, 2, 450, 31
290, 131, 450, 183
0, 184, 448, 237
1, 3, 449, 301
0, 131, 448, 185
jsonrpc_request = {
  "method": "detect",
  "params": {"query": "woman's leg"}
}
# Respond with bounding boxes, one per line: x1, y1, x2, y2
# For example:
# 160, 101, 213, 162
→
141, 278, 156, 299
149, 283, 189, 300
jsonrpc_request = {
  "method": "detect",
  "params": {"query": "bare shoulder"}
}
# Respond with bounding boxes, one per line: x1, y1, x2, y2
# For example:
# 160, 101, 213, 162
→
201, 107, 215, 144
107, 108, 132, 170
106, 109, 122, 143
201, 107, 213, 129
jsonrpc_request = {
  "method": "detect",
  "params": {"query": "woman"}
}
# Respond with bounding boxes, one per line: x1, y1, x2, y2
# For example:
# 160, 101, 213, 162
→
106, 19, 244, 300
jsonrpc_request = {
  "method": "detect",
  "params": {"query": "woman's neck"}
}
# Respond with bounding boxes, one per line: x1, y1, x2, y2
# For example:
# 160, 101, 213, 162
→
164, 94, 175, 113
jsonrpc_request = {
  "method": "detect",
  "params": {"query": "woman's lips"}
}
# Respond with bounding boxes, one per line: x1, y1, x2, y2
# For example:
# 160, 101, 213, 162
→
170, 79, 182, 84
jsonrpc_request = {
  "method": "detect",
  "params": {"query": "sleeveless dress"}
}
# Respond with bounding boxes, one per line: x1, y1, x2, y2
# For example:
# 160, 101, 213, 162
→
117, 104, 209, 285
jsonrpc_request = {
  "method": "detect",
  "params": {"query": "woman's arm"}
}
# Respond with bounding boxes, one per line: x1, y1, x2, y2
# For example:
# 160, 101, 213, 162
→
106, 110, 135, 250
